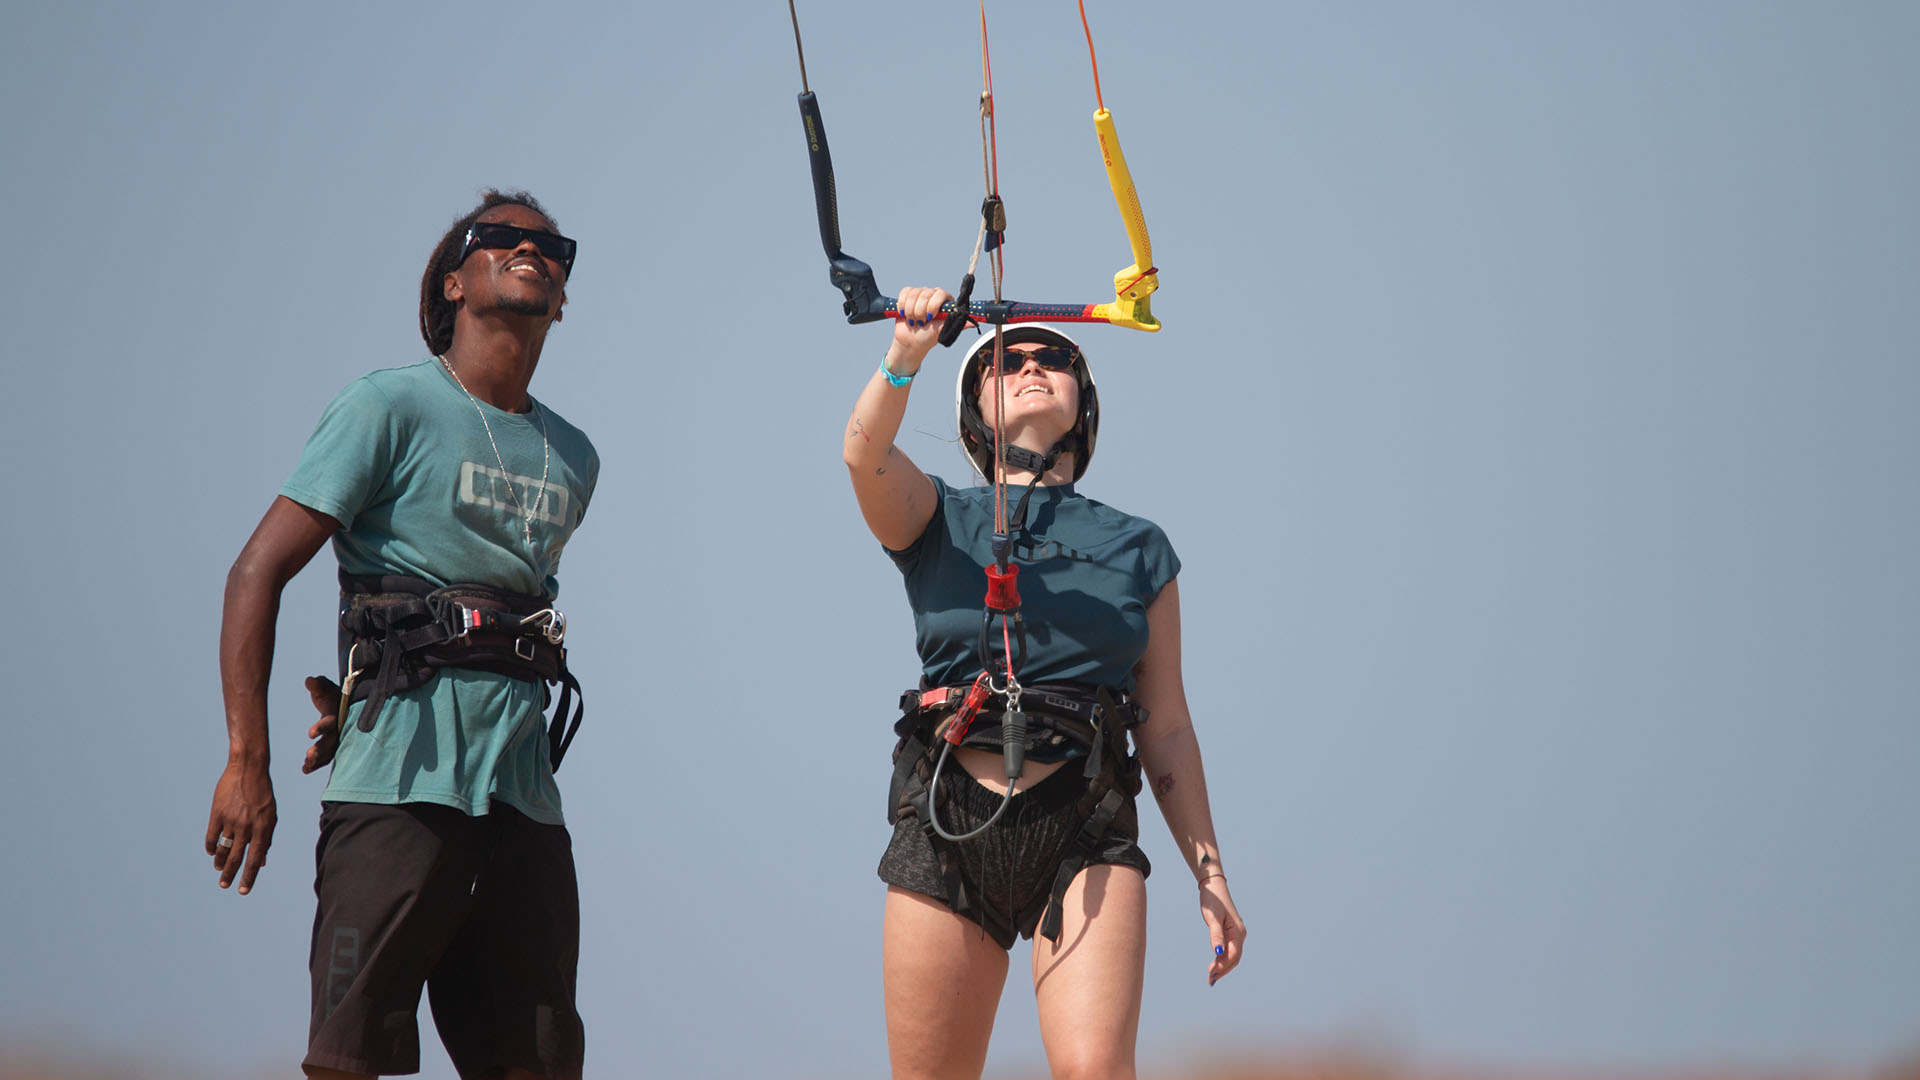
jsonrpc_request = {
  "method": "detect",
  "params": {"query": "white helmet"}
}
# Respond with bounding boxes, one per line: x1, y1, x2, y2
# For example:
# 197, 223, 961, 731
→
955, 325, 1100, 482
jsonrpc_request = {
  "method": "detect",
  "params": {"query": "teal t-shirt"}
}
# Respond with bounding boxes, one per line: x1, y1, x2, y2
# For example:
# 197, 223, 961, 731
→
887, 477, 1180, 695
281, 359, 599, 825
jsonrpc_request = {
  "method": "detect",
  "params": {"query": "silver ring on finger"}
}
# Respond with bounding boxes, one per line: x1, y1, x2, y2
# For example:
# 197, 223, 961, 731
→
217, 835, 234, 849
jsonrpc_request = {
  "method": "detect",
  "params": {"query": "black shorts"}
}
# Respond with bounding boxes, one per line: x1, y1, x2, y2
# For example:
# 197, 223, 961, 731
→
878, 759, 1151, 950
305, 800, 584, 1080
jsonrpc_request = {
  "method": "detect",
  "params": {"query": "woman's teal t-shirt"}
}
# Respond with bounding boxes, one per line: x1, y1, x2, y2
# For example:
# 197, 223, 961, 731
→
280, 359, 599, 825
888, 477, 1179, 694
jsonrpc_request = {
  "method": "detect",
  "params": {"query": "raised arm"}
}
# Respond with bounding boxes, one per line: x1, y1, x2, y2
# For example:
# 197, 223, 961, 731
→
205, 495, 338, 895
1130, 578, 1248, 985
843, 286, 948, 551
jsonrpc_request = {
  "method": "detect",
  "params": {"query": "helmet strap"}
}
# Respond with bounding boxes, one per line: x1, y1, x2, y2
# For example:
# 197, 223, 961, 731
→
998, 442, 1057, 477
1002, 437, 1072, 534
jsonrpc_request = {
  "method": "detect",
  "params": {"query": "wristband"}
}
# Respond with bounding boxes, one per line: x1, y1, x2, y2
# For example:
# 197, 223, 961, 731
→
1198, 871, 1226, 886
879, 356, 915, 387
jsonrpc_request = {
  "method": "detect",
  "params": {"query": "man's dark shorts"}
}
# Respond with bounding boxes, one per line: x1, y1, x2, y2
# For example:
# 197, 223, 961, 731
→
305, 800, 583, 1080
878, 760, 1151, 949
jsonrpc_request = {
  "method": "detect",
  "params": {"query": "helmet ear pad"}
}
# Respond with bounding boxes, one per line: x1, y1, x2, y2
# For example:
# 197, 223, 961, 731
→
1073, 373, 1098, 481
955, 324, 1100, 482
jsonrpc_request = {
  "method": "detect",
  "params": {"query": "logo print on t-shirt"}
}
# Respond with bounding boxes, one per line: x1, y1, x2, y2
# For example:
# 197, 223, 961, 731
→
1017, 538, 1093, 564
458, 461, 570, 527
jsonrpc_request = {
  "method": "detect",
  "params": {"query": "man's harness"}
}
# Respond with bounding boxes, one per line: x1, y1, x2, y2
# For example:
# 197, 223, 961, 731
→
337, 572, 584, 770
889, 682, 1145, 943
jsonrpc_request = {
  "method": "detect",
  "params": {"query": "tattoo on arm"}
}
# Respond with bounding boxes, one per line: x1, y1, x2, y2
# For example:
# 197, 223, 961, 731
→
849, 418, 871, 443
1154, 772, 1175, 798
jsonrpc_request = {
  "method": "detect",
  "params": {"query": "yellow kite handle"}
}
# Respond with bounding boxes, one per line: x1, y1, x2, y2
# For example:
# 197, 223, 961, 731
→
1093, 107, 1160, 330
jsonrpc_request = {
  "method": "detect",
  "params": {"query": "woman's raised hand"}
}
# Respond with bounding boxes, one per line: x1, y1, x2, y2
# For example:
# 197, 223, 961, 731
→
887, 286, 953, 376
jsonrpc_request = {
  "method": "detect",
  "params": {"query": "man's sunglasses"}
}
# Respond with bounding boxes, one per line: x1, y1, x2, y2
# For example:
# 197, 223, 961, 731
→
457, 222, 577, 277
981, 344, 1080, 377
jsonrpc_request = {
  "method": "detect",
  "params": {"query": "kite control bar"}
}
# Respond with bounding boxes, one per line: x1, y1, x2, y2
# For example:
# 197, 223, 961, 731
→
793, 84, 1159, 334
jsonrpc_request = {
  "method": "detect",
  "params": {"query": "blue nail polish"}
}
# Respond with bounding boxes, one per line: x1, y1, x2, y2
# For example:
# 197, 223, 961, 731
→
1214, 945, 1224, 958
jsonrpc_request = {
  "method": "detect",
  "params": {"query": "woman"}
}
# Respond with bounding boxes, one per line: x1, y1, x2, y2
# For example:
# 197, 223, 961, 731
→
843, 286, 1247, 1080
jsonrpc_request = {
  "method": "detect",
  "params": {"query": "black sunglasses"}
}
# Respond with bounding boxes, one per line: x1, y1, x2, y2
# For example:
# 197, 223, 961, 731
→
982, 344, 1080, 377
457, 222, 577, 277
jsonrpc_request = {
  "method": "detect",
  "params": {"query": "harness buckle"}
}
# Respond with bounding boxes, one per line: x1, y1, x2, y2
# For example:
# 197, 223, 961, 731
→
451, 603, 477, 641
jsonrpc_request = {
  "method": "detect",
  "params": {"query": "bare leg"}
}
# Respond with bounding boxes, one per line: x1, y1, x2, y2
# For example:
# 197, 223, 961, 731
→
883, 885, 1011, 1080
1031, 865, 1148, 1080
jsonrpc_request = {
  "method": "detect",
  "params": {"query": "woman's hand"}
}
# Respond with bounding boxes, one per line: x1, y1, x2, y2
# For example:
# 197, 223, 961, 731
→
1201, 877, 1247, 986
886, 286, 952, 377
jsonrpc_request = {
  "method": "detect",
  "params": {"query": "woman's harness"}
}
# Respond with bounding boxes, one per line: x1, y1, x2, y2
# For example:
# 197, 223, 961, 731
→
336, 571, 585, 770
889, 681, 1145, 944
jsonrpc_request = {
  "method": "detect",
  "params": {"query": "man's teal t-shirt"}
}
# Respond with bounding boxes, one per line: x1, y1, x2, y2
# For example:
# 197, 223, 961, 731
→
281, 359, 599, 825
888, 477, 1179, 695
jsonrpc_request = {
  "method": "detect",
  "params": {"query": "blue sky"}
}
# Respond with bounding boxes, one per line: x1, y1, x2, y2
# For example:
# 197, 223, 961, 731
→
2, 2, 1916, 1077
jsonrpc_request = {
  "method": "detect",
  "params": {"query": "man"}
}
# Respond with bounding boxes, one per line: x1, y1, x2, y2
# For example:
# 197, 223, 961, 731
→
205, 190, 598, 1080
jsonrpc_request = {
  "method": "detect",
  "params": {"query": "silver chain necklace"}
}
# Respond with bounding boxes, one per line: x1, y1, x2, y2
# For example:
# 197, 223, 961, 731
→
438, 354, 551, 547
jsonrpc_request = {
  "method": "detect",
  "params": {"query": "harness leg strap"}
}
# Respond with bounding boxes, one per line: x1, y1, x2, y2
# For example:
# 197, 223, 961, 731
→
1038, 787, 1125, 944
355, 632, 408, 733
892, 731, 972, 920
547, 669, 584, 770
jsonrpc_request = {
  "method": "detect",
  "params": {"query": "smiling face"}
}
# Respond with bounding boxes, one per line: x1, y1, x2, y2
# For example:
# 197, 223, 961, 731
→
442, 202, 568, 321
974, 342, 1081, 448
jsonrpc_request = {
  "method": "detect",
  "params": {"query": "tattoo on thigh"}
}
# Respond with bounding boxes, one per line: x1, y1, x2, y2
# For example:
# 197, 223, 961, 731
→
1154, 772, 1175, 797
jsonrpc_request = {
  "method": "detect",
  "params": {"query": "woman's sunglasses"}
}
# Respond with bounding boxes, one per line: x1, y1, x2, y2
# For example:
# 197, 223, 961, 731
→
457, 222, 577, 277
981, 344, 1080, 377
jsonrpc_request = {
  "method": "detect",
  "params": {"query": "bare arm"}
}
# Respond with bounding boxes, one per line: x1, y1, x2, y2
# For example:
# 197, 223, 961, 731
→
205, 495, 338, 895
1131, 578, 1248, 984
843, 287, 948, 551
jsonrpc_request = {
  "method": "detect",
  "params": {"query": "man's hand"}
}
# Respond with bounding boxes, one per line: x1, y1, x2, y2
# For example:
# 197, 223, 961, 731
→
205, 763, 275, 895
302, 675, 344, 774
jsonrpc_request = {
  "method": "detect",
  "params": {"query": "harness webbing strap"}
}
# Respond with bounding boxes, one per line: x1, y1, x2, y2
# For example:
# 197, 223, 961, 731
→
1038, 787, 1125, 943
891, 730, 971, 915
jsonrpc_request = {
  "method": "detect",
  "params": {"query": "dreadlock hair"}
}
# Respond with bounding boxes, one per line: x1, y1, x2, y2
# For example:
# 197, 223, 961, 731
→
418, 189, 560, 356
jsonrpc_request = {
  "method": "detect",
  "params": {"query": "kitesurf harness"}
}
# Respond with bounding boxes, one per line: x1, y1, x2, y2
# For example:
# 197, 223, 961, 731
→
889, 681, 1146, 943
336, 571, 584, 770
